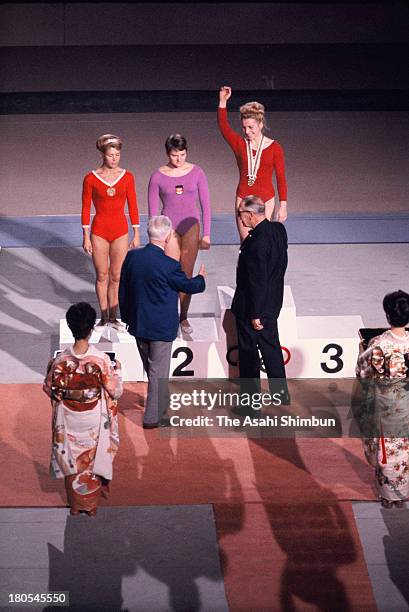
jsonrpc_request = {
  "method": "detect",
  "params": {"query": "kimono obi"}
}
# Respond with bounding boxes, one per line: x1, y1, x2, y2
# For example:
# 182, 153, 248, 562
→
50, 357, 104, 411
59, 386, 101, 411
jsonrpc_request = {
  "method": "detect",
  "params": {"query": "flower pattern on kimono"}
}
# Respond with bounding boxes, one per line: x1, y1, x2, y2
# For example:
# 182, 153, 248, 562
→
357, 330, 409, 380
371, 347, 385, 375
53, 425, 65, 444
72, 471, 101, 496
388, 349, 407, 378
76, 448, 96, 472
108, 400, 118, 418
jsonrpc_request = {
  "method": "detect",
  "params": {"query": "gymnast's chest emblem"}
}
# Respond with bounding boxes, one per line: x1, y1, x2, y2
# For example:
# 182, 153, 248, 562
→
175, 184, 184, 195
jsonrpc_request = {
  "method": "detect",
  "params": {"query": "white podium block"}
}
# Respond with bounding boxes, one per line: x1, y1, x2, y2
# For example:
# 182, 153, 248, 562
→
215, 285, 298, 345
278, 286, 298, 343
59, 319, 144, 381
58, 286, 364, 380
287, 315, 364, 378
171, 317, 219, 378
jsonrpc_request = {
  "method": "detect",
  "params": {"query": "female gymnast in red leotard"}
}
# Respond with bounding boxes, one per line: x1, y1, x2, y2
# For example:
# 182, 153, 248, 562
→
82, 134, 140, 329
218, 86, 288, 241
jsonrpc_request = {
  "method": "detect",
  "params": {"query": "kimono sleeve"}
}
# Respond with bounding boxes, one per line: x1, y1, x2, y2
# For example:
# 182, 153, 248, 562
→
101, 354, 123, 400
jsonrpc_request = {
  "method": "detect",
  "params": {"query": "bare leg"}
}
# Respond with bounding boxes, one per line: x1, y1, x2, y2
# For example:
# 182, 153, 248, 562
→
236, 195, 276, 242
235, 196, 249, 242
265, 196, 275, 221
179, 223, 200, 323
107, 234, 129, 321
164, 230, 181, 261
91, 234, 110, 322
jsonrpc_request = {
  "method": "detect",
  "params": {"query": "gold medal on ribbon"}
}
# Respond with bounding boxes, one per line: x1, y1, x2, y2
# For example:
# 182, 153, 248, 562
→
246, 136, 264, 188
107, 187, 116, 197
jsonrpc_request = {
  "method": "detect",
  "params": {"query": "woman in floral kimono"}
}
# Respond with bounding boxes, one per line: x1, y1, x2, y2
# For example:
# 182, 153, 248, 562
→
356, 290, 409, 508
44, 303, 122, 516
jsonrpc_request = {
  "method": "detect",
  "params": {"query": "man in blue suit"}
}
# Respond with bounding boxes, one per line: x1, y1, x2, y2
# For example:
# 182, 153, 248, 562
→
119, 216, 206, 427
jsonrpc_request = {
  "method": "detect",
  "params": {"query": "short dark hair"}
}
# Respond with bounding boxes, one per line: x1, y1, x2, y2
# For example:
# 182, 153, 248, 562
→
66, 302, 96, 340
165, 134, 187, 154
383, 290, 409, 327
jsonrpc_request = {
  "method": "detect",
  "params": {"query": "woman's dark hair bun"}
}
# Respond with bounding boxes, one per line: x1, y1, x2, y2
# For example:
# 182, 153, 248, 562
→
383, 290, 409, 327
66, 302, 97, 340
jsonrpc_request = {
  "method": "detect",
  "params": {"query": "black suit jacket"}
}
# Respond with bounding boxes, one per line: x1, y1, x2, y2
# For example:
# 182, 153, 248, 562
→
231, 219, 288, 321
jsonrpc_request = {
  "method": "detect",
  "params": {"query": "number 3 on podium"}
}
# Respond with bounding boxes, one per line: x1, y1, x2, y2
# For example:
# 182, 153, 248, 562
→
321, 343, 344, 373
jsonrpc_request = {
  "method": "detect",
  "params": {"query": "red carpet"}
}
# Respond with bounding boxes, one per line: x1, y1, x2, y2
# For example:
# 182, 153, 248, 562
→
215, 502, 377, 611
1, 383, 375, 506
2, 383, 377, 610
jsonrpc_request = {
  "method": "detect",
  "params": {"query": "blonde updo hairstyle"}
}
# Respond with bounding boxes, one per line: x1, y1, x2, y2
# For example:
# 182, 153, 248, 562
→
239, 101, 268, 130
96, 134, 123, 154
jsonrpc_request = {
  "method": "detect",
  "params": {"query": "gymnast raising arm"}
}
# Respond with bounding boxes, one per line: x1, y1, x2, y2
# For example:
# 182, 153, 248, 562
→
218, 86, 288, 241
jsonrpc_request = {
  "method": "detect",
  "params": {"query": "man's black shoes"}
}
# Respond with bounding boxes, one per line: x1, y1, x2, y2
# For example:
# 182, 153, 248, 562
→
142, 417, 171, 429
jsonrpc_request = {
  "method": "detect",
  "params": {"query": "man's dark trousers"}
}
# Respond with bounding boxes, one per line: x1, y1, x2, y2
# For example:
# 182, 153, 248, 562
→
236, 316, 288, 403
236, 317, 286, 380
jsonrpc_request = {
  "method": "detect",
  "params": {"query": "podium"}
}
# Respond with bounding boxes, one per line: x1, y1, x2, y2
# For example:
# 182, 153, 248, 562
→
59, 286, 364, 381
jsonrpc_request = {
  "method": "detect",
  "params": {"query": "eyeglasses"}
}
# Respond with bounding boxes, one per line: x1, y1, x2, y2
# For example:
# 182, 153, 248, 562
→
237, 209, 252, 216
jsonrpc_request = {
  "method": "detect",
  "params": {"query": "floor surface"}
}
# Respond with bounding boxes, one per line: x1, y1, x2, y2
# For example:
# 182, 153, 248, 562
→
1, 241, 409, 610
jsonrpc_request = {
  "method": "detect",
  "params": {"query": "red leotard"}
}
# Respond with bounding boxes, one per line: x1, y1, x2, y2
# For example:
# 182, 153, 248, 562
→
217, 107, 287, 202
81, 170, 140, 243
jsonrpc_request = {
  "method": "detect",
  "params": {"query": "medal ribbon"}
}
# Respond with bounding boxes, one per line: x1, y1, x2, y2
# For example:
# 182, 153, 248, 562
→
246, 135, 264, 185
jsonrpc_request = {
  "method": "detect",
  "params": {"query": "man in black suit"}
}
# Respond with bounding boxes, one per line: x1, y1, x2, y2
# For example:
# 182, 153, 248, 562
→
231, 195, 289, 406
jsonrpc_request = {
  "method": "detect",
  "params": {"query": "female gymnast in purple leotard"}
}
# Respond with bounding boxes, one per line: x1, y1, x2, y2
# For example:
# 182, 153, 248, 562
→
148, 134, 211, 334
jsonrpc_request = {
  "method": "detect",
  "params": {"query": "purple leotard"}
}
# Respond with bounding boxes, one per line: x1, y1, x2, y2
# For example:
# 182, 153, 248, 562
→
148, 165, 211, 236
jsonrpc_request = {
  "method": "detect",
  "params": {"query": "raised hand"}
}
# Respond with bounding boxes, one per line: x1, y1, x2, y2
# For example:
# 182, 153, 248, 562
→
219, 86, 232, 106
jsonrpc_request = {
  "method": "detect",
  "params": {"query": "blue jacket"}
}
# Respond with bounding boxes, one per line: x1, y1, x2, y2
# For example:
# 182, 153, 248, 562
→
119, 244, 205, 341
